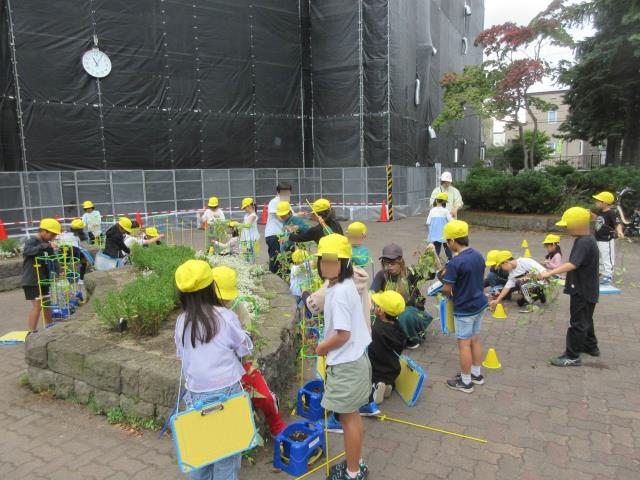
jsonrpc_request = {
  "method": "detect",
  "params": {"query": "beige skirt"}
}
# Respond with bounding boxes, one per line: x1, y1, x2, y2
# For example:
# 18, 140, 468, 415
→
321, 353, 372, 414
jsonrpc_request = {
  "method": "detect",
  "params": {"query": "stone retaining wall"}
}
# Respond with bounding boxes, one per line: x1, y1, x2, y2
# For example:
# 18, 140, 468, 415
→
459, 210, 560, 232
0, 258, 22, 292
25, 267, 299, 422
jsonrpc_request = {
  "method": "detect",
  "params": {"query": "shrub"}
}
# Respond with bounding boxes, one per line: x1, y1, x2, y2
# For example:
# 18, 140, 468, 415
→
0, 238, 21, 258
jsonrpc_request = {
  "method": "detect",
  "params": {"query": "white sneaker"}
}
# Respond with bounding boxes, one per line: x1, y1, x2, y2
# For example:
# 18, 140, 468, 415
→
384, 384, 393, 398
372, 382, 386, 404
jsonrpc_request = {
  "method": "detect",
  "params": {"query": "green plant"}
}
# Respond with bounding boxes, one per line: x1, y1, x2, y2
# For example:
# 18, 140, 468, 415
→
105, 406, 162, 431
18, 373, 30, 388
0, 238, 21, 258
504, 130, 554, 171
87, 395, 103, 415
107, 406, 126, 424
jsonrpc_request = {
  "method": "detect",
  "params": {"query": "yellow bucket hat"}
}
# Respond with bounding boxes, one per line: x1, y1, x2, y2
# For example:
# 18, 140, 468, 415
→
443, 220, 469, 240
346, 221, 367, 237
495, 250, 514, 265
543, 233, 561, 244
70, 218, 85, 230
39, 218, 62, 235
241, 197, 254, 209
145, 227, 159, 238
371, 290, 406, 318
276, 201, 292, 217
211, 266, 239, 301
82, 200, 94, 209
175, 260, 215, 293
592, 191, 614, 205
485, 249, 499, 267
208, 196, 220, 208
435, 192, 449, 201
556, 207, 591, 228
311, 198, 331, 214
118, 216, 133, 233
316, 233, 352, 260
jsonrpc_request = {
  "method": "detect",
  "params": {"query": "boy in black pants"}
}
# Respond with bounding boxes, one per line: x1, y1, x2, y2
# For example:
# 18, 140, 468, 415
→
539, 207, 599, 366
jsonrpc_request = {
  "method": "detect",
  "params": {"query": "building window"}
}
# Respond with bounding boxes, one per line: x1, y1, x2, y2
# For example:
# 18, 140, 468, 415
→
547, 142, 556, 155
547, 111, 558, 123
578, 140, 583, 155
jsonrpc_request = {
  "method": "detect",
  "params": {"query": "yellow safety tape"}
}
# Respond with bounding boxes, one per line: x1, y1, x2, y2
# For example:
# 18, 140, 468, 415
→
375, 414, 487, 444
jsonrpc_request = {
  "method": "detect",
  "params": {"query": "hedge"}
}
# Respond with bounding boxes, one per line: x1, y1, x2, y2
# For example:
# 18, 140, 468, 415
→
458, 165, 640, 214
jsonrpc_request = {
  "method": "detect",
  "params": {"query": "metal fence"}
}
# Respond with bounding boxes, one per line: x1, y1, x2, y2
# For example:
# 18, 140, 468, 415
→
0, 166, 468, 236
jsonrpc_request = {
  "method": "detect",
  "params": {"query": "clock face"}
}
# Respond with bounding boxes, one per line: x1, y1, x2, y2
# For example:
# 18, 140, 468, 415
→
82, 49, 112, 78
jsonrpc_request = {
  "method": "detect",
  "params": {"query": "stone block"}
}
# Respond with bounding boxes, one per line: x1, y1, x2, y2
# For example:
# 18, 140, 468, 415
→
120, 351, 152, 398
74, 379, 95, 404
25, 328, 59, 368
261, 273, 290, 295
47, 334, 103, 379
27, 365, 58, 393
93, 389, 121, 413
53, 373, 75, 399
0, 274, 21, 292
82, 347, 135, 393
137, 357, 180, 407
120, 395, 155, 419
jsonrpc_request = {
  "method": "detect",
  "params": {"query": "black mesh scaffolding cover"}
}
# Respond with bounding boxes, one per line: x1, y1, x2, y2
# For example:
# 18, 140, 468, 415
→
1, 0, 483, 170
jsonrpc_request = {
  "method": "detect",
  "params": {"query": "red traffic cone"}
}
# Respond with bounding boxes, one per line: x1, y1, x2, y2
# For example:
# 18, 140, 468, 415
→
135, 210, 143, 228
377, 201, 388, 223
0, 219, 8, 240
259, 203, 268, 225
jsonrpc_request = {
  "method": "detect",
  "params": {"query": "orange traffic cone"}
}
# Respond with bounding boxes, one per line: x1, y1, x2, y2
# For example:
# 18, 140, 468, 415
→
258, 203, 268, 225
135, 211, 143, 228
0, 219, 7, 240
377, 201, 388, 223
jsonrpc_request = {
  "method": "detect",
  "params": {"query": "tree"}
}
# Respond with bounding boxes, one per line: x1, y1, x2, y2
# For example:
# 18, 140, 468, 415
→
549, 0, 640, 165
434, 16, 571, 170
504, 130, 554, 171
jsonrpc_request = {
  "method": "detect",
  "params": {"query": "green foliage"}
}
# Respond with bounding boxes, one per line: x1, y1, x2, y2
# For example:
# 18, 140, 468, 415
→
543, 161, 575, 177
95, 244, 195, 336
19, 373, 30, 388
0, 238, 21, 257
106, 406, 162, 431
460, 165, 640, 214
504, 130, 554, 171
87, 395, 103, 415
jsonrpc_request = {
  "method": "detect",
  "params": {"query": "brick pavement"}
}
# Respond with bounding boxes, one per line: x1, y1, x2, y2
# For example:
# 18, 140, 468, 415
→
1, 216, 640, 479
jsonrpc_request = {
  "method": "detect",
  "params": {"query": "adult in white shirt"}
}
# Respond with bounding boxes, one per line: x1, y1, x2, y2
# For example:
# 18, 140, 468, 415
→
264, 182, 293, 273
429, 172, 464, 218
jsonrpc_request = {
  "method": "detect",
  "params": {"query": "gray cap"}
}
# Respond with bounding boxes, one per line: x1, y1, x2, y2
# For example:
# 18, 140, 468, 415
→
379, 243, 403, 260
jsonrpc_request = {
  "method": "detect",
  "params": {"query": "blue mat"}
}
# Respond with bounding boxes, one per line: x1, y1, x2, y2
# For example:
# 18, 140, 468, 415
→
599, 284, 622, 295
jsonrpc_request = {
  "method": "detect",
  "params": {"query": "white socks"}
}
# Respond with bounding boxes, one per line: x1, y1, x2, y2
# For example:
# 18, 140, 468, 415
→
461, 373, 472, 385
471, 365, 481, 377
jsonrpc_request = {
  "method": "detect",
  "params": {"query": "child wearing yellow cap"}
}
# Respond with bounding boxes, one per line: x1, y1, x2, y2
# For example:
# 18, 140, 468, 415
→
440, 220, 487, 393
314, 234, 371, 479
592, 191, 623, 284
212, 221, 241, 255
426, 191, 453, 260
483, 249, 509, 298
346, 222, 369, 267
488, 250, 547, 311
289, 249, 314, 300
288, 198, 343, 245
174, 260, 253, 479
200, 196, 226, 229
539, 207, 600, 367
81, 200, 102, 245
240, 197, 260, 247
542, 234, 563, 277
21, 218, 61, 332
103, 217, 133, 259
367, 291, 407, 407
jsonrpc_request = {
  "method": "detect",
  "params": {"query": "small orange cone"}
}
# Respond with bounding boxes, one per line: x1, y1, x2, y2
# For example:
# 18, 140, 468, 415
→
521, 239, 529, 248
0, 219, 7, 240
523, 248, 532, 258
482, 348, 502, 369
377, 201, 388, 223
258, 203, 268, 225
492, 303, 507, 319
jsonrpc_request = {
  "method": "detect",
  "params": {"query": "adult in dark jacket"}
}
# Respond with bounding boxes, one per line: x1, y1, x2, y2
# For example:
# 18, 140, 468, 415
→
288, 198, 342, 245
103, 217, 133, 259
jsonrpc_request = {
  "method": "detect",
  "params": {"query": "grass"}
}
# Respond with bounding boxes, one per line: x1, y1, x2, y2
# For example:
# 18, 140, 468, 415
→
18, 373, 30, 388
106, 406, 162, 432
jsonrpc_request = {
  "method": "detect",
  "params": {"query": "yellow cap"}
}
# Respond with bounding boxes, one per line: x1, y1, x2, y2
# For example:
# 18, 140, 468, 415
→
346, 221, 367, 237
208, 196, 219, 207
485, 249, 499, 267
118, 217, 133, 233
556, 206, 591, 228
39, 218, 61, 235
175, 260, 215, 293
292, 249, 311, 264
543, 233, 561, 244
82, 200, 94, 209
276, 201, 292, 217
443, 220, 469, 240
592, 191, 614, 204
371, 290, 406, 318
145, 227, 159, 237
70, 218, 85, 230
312, 198, 331, 214
495, 250, 514, 265
435, 192, 449, 201
241, 197, 254, 209
228, 220, 239, 229
211, 266, 239, 301
316, 233, 352, 259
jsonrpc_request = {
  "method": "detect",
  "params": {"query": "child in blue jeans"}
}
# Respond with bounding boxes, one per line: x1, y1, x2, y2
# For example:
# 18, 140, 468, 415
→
441, 220, 488, 393
174, 260, 253, 479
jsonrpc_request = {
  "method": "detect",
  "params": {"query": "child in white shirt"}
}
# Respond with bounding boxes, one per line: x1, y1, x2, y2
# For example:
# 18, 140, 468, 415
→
489, 250, 548, 311
426, 192, 453, 260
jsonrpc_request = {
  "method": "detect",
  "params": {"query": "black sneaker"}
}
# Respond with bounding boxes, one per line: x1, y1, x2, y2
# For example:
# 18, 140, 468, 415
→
584, 348, 600, 357
455, 372, 485, 385
550, 355, 582, 367
328, 461, 368, 479
446, 377, 474, 393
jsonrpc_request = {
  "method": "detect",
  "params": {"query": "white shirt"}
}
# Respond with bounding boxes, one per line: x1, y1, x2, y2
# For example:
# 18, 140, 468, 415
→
124, 234, 143, 250
57, 231, 80, 248
289, 261, 313, 297
324, 278, 372, 366
264, 196, 284, 237
505, 258, 547, 289
240, 212, 260, 242
82, 210, 102, 236
175, 307, 253, 392
202, 208, 226, 227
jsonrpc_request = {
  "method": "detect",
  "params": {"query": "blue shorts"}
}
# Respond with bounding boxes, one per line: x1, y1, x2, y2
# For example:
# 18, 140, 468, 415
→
454, 309, 486, 340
